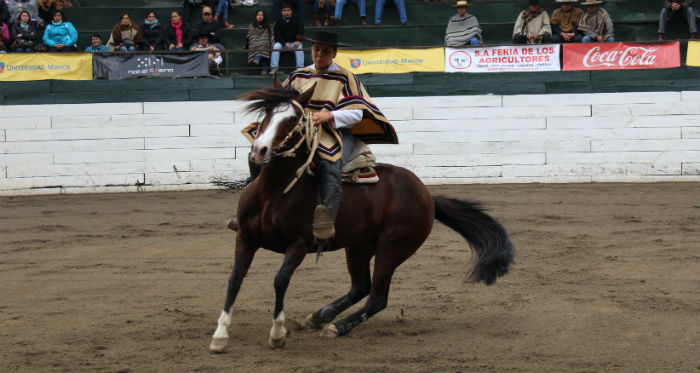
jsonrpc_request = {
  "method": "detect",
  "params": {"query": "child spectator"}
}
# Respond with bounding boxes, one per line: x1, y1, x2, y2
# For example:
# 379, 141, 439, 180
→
550, 0, 584, 42
164, 9, 193, 51
215, 0, 234, 29
270, 2, 304, 74
246, 9, 273, 75
444, 0, 482, 46
190, 31, 225, 75
10, 10, 38, 52
512, 0, 553, 44
42, 9, 77, 52
108, 12, 143, 52
141, 11, 163, 51
84, 33, 108, 52
193, 5, 221, 43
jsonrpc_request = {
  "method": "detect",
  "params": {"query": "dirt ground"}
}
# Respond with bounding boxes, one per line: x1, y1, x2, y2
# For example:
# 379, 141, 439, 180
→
1, 182, 698, 372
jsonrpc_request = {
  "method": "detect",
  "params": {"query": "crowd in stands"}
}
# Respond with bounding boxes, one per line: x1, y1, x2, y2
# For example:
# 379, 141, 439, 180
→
0, 0, 696, 74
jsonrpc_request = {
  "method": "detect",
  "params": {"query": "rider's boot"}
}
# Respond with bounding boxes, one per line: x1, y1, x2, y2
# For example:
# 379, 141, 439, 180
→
313, 160, 342, 240
227, 154, 261, 232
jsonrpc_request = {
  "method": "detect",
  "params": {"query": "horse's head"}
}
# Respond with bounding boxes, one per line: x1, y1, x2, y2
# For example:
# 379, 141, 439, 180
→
242, 79, 316, 165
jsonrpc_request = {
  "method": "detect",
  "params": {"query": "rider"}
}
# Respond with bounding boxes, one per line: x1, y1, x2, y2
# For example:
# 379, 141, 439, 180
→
235, 31, 398, 241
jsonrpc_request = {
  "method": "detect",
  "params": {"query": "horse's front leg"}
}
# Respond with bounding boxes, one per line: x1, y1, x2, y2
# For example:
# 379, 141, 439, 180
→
269, 239, 307, 349
210, 235, 258, 353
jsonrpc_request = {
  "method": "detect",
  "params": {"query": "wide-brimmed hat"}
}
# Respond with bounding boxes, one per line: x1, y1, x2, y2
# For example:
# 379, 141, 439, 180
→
452, 0, 469, 7
299, 31, 351, 47
555, 0, 578, 2
580, 0, 602, 4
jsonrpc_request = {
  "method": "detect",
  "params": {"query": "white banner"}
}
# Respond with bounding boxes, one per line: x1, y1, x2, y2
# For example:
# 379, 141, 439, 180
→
445, 44, 560, 73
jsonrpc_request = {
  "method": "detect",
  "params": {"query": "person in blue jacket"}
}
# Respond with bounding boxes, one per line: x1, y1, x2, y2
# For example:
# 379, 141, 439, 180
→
42, 9, 77, 52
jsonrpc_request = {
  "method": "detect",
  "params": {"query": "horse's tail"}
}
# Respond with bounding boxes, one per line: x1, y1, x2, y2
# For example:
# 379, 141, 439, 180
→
433, 196, 515, 285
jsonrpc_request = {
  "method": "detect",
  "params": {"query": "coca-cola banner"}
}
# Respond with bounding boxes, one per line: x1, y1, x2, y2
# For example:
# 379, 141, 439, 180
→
445, 44, 560, 73
563, 42, 680, 71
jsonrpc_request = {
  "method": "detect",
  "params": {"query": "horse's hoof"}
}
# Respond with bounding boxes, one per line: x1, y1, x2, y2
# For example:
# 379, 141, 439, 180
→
268, 336, 286, 349
226, 219, 238, 231
320, 324, 339, 338
209, 337, 229, 353
301, 313, 323, 330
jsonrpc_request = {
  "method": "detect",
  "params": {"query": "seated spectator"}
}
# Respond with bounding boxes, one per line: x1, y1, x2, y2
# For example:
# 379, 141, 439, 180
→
551, 0, 583, 42
579, 0, 615, 42
164, 10, 194, 51
444, 0, 482, 46
42, 10, 77, 52
273, 0, 304, 24
512, 0, 553, 44
141, 11, 164, 51
193, 5, 221, 43
215, 0, 234, 29
85, 33, 108, 52
270, 3, 304, 74
108, 12, 143, 52
375, 0, 407, 25
246, 9, 273, 75
312, 0, 332, 26
658, 0, 696, 40
190, 31, 225, 75
8, 0, 43, 27
330, 0, 367, 25
183, 0, 217, 22
10, 10, 38, 52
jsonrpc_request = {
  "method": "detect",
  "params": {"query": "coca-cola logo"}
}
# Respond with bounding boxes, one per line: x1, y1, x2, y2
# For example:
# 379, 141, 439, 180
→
583, 45, 659, 68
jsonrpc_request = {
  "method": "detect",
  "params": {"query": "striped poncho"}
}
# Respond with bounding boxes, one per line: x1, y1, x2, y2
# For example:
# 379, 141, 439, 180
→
444, 13, 482, 47
246, 21, 273, 64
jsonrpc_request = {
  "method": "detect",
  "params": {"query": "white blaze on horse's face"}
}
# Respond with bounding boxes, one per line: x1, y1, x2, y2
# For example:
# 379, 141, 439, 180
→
251, 102, 297, 165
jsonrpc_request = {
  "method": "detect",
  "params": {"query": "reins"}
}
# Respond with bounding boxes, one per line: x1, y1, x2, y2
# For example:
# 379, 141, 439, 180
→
270, 100, 320, 194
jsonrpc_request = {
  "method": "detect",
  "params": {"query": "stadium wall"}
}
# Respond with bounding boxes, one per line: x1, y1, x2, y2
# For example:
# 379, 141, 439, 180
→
1, 90, 698, 195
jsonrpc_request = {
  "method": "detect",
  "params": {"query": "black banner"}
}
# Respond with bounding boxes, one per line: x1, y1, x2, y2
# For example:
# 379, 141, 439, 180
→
93, 52, 210, 80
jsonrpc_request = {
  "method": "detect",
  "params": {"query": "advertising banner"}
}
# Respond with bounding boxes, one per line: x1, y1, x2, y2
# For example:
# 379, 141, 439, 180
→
335, 48, 444, 74
563, 42, 680, 71
445, 44, 560, 73
0, 53, 92, 81
686, 41, 700, 67
93, 52, 210, 79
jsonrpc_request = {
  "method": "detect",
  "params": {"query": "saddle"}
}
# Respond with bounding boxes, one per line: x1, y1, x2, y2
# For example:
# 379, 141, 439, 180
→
308, 140, 379, 184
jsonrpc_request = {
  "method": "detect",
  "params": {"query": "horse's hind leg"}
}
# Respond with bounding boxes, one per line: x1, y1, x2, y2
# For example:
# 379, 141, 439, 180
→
302, 246, 372, 329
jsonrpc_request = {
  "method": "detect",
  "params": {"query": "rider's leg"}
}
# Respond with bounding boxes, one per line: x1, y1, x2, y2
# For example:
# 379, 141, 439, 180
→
313, 129, 353, 240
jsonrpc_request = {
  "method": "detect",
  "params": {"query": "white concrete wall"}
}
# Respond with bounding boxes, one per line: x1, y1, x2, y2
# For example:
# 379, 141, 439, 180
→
1, 91, 698, 195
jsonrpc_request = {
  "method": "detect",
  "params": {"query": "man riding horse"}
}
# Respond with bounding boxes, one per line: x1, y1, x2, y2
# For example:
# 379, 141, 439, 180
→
240, 30, 398, 241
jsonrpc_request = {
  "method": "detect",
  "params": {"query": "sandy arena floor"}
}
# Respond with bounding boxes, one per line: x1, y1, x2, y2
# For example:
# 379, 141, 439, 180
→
1, 182, 698, 372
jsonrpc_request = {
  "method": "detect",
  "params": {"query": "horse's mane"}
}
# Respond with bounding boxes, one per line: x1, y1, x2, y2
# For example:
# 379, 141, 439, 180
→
239, 87, 301, 115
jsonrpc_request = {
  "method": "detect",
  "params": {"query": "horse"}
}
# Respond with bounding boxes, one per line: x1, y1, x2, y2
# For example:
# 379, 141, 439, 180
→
209, 80, 516, 352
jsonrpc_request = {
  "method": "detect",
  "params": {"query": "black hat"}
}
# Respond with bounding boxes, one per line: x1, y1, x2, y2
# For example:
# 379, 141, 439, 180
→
528, 0, 539, 4
299, 31, 351, 47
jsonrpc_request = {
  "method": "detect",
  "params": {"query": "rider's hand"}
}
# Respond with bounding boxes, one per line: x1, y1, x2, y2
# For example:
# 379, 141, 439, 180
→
312, 111, 333, 126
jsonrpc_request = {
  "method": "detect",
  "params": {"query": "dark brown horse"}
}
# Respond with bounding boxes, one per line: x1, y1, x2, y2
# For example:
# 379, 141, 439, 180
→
209, 82, 516, 352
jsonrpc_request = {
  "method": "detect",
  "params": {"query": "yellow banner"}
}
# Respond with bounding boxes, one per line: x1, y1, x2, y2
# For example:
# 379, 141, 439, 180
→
335, 48, 444, 74
686, 41, 700, 67
0, 53, 92, 81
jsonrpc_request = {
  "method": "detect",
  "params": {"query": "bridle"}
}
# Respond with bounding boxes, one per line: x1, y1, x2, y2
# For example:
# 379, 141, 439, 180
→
266, 99, 320, 194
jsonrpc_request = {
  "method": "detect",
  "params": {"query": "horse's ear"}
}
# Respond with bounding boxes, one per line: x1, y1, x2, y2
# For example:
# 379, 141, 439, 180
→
296, 83, 316, 107
273, 76, 284, 89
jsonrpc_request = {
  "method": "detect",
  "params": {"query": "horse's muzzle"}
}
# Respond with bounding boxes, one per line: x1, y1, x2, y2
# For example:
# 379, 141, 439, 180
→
251, 143, 271, 165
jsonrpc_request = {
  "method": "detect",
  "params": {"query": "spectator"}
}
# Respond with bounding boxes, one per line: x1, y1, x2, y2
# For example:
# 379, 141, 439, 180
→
550, 0, 583, 42
312, 0, 332, 26
10, 10, 38, 52
658, 0, 696, 40
444, 0, 482, 46
141, 11, 164, 51
8, 0, 43, 27
164, 9, 194, 51
375, 0, 407, 25
84, 33, 108, 52
270, 3, 304, 74
214, 0, 234, 29
108, 12, 143, 52
273, 0, 304, 24
0, 20, 8, 52
37, 0, 70, 26
193, 5, 221, 43
579, 0, 615, 42
512, 0, 552, 44
42, 10, 77, 52
183, 0, 217, 22
190, 31, 225, 75
330, 0, 367, 25
246, 9, 273, 75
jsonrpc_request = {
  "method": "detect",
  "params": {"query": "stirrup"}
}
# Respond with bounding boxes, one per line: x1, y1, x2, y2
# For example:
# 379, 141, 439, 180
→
312, 205, 335, 240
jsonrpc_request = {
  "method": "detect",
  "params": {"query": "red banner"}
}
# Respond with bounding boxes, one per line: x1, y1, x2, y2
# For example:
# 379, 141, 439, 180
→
563, 42, 680, 71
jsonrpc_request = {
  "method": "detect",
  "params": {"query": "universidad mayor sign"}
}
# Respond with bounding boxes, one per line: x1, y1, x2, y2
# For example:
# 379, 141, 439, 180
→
335, 48, 444, 74
0, 53, 92, 81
